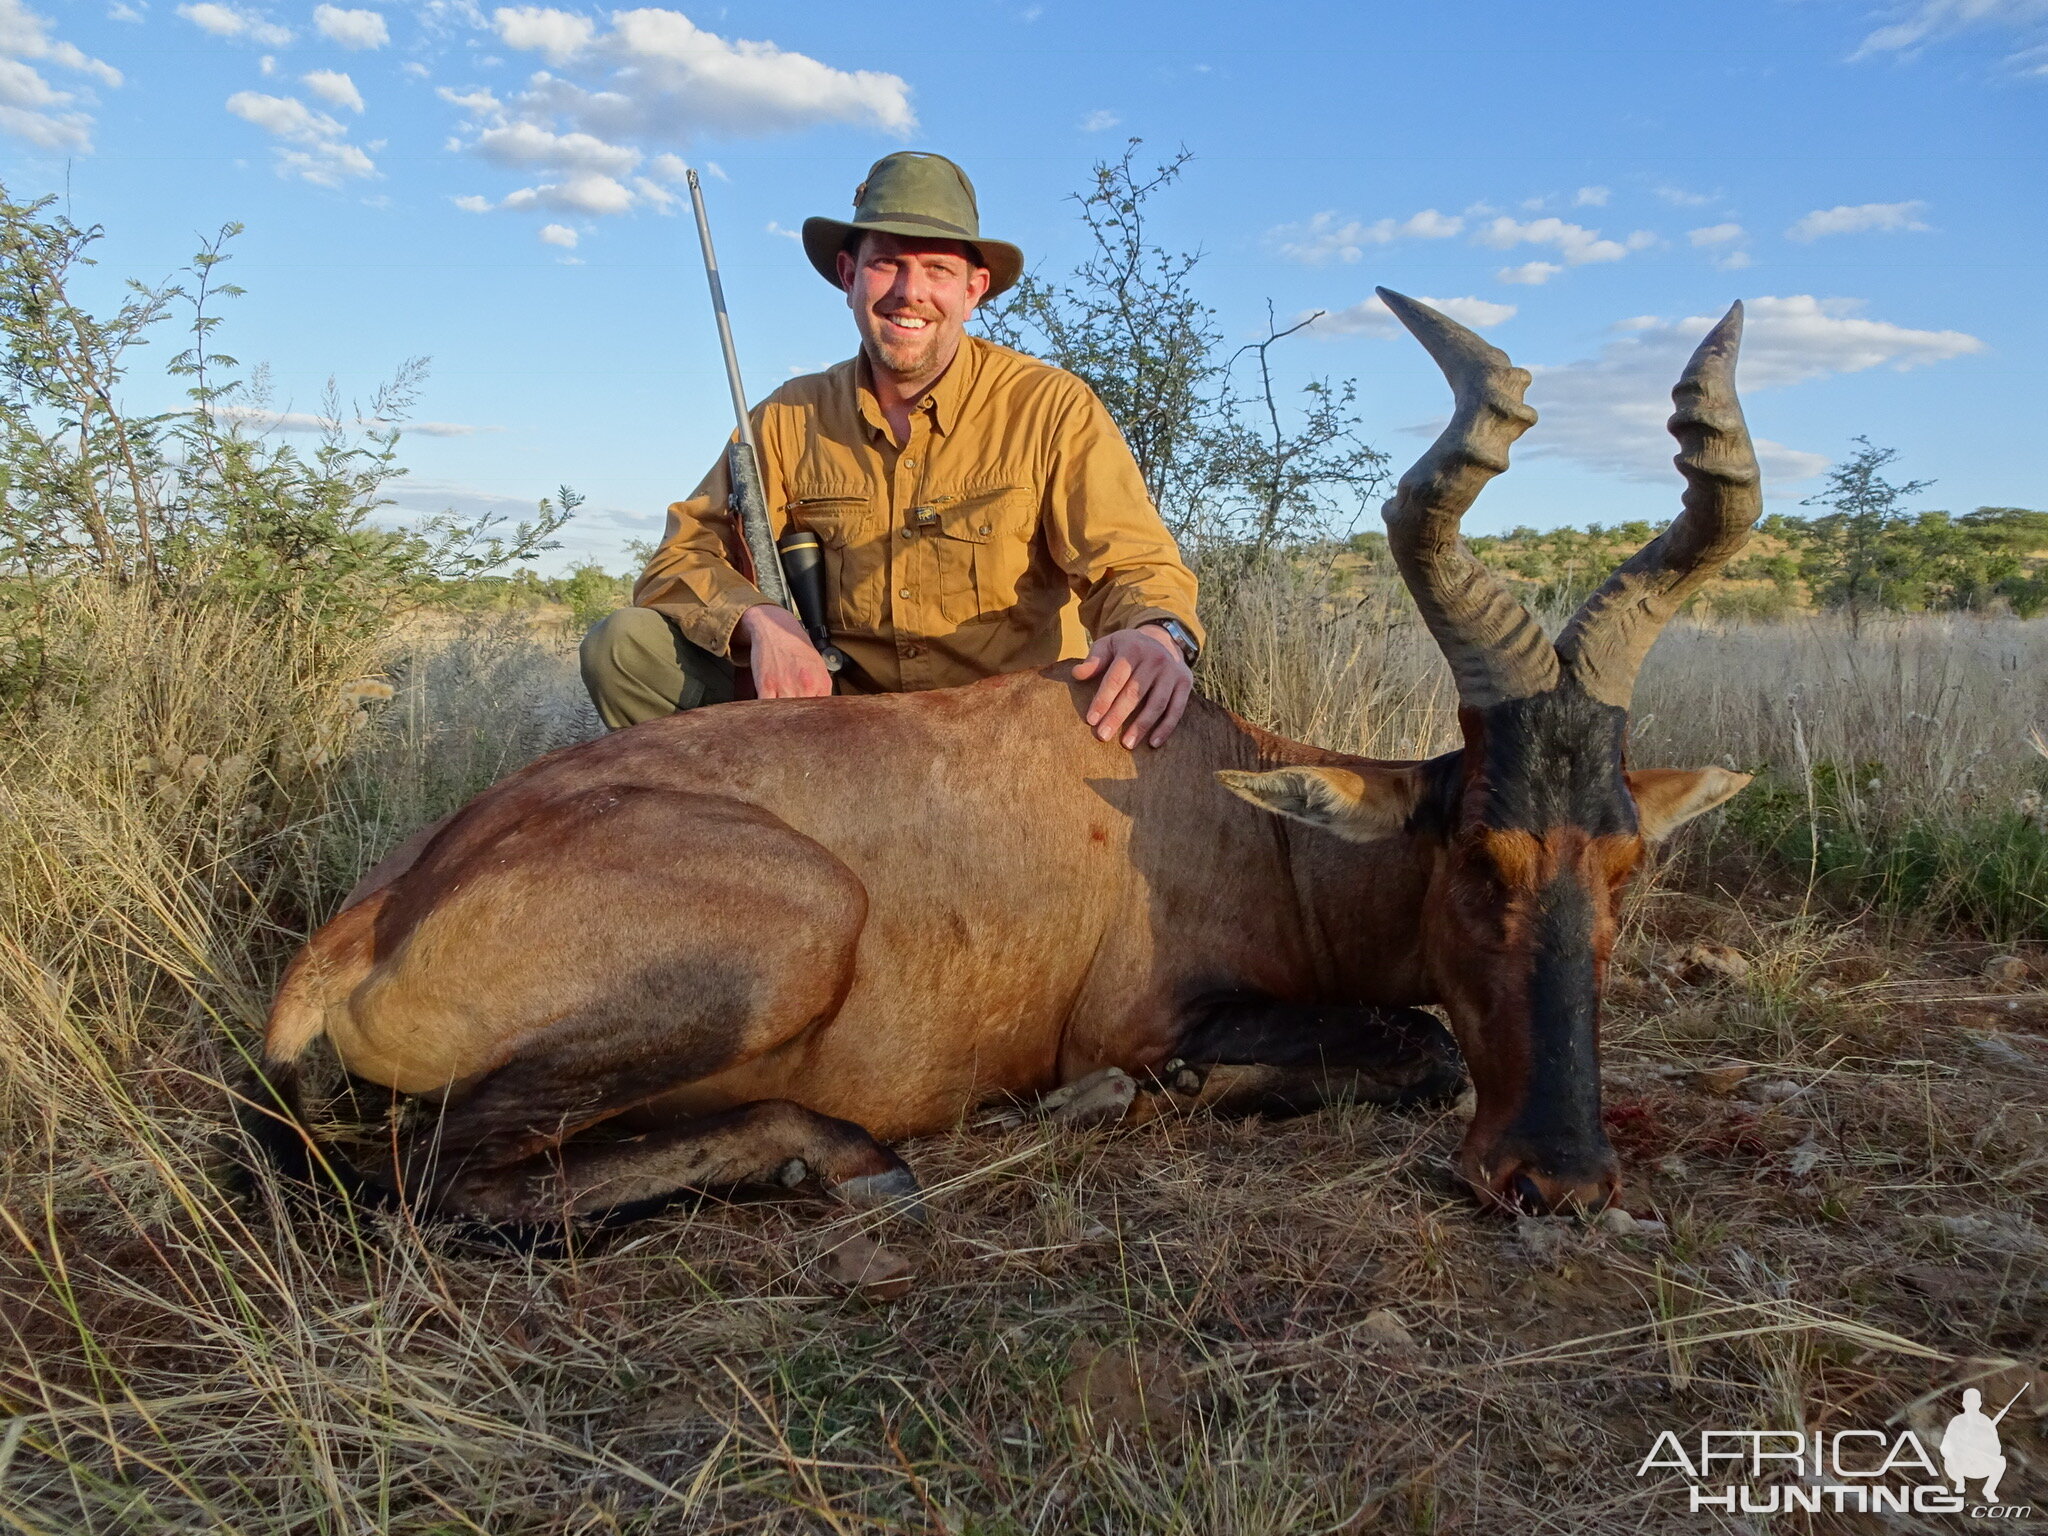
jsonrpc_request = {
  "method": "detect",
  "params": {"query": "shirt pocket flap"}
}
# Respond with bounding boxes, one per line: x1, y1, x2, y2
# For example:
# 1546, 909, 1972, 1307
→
929, 485, 1028, 544
787, 487, 872, 542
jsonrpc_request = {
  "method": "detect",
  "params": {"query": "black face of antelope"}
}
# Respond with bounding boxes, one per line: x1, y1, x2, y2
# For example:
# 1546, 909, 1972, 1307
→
1400, 288, 1763, 1211
1245, 290, 1760, 1214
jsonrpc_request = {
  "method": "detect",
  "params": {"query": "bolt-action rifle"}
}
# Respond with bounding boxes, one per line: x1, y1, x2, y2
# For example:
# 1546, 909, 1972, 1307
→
685, 168, 845, 678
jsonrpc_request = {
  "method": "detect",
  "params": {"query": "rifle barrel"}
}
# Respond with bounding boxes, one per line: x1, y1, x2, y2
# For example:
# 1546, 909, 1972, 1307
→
687, 168, 757, 451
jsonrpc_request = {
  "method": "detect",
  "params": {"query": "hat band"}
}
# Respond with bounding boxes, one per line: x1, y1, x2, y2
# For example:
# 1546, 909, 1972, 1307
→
852, 210, 977, 239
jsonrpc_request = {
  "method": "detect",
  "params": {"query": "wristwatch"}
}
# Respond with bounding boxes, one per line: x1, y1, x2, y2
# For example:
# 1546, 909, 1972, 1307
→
1146, 617, 1200, 667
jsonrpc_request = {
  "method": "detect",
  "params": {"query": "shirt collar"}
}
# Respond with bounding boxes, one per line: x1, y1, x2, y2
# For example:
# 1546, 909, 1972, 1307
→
850, 334, 982, 441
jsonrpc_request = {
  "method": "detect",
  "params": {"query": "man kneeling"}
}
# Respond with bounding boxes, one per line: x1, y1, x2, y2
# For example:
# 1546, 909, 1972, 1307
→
581, 150, 1205, 752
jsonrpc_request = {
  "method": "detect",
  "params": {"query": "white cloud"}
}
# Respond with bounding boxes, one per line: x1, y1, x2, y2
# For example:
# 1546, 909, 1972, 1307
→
1312, 293, 1516, 336
177, 2, 291, 45
1498, 260, 1563, 285
1573, 185, 1609, 207
301, 68, 362, 111
646, 150, 688, 182
538, 221, 576, 247
107, 1, 144, 20
212, 405, 493, 436
1852, 0, 2048, 63
1267, 208, 1464, 264
226, 88, 376, 184
1688, 222, 1745, 246
500, 172, 633, 213
1523, 295, 1985, 484
312, 4, 386, 48
1080, 108, 1119, 131
1688, 224, 1753, 270
0, 0, 121, 150
1786, 199, 1932, 241
400, 59, 428, 78
494, 4, 592, 60
451, 193, 491, 211
1653, 184, 1714, 206
1476, 215, 1655, 267
764, 219, 800, 240
439, 8, 914, 219
474, 119, 636, 175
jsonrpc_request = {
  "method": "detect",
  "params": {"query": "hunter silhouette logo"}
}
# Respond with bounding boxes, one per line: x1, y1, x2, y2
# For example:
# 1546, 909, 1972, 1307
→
1942, 1386, 2027, 1507
1639, 1383, 2031, 1518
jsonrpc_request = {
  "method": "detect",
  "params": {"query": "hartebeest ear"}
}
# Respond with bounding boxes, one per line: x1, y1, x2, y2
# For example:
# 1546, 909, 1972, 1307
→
1216, 766, 1422, 843
1626, 767, 1752, 841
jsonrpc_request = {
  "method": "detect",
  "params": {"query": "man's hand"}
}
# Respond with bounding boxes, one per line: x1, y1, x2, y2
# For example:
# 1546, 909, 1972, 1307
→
1073, 624, 1193, 750
738, 603, 833, 699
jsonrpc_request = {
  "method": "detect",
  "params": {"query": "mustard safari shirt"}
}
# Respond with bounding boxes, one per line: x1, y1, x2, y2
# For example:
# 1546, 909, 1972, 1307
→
633, 335, 1204, 694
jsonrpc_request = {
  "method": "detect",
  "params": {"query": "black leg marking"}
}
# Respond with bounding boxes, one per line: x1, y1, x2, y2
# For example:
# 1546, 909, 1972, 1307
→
1173, 997, 1465, 1116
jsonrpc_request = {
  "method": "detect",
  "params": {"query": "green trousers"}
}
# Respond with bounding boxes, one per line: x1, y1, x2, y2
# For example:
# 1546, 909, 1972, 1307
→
579, 607, 737, 731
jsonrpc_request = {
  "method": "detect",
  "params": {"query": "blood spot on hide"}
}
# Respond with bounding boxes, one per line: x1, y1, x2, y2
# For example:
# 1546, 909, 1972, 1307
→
1089, 823, 1108, 845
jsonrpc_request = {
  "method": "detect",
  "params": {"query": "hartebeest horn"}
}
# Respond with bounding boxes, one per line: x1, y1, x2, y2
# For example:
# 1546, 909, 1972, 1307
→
1378, 288, 1560, 707
1554, 303, 1761, 708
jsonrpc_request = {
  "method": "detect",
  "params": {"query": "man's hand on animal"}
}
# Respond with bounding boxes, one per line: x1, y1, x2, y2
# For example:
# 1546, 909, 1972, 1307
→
738, 603, 835, 699
1074, 624, 1194, 749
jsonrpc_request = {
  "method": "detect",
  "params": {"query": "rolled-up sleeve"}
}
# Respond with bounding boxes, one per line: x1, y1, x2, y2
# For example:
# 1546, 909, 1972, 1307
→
1041, 386, 1205, 648
633, 438, 775, 659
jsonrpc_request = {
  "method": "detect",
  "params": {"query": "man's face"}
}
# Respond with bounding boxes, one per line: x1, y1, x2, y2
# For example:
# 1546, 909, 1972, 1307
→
837, 232, 990, 387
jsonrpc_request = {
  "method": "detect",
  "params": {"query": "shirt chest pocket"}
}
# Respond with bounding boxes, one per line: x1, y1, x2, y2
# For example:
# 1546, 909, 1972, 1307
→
924, 485, 1037, 625
786, 488, 883, 633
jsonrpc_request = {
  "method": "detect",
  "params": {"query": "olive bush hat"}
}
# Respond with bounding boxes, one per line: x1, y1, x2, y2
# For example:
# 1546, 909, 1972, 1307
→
802, 151, 1024, 299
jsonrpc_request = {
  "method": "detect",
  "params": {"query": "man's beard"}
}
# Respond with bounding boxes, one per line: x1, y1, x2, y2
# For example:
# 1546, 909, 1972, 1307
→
867, 314, 945, 383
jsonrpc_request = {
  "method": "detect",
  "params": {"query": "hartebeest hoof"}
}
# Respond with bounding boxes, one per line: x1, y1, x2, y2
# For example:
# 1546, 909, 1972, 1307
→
832, 1165, 928, 1225
1358, 1009, 1465, 1108
1041, 1067, 1139, 1129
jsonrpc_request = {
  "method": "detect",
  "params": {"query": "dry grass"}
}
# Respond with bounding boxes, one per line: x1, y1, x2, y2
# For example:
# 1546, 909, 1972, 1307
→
1, 580, 2044, 1533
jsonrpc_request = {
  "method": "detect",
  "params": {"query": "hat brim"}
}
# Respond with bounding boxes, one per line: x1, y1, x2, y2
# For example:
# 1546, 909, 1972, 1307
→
802, 216, 1023, 300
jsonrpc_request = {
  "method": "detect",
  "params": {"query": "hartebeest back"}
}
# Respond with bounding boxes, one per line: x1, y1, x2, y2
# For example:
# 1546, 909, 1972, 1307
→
249, 291, 1759, 1223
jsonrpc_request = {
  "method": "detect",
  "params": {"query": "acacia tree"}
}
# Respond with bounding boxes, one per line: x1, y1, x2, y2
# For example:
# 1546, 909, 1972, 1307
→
981, 142, 1386, 559
1797, 437, 1932, 634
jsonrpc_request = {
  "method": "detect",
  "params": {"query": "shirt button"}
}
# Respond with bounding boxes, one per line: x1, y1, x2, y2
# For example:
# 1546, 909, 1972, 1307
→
904, 457, 918, 468
900, 527, 914, 539
901, 643, 923, 659
899, 588, 912, 599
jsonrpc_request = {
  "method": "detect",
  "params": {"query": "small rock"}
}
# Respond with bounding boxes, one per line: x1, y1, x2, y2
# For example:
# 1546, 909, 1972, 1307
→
1985, 954, 2031, 986
1357, 1308, 1418, 1351
1671, 943, 1750, 987
820, 1235, 916, 1301
1041, 1067, 1137, 1129
1061, 1343, 1186, 1443
1743, 1078, 1804, 1105
1516, 1215, 1570, 1265
1694, 1062, 1753, 1096
1786, 1138, 1828, 1178
1451, 1086, 1478, 1123
1597, 1206, 1638, 1235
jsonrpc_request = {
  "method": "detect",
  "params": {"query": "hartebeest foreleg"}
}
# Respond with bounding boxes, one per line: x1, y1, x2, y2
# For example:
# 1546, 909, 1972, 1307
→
1173, 1000, 1463, 1118
419, 1100, 920, 1227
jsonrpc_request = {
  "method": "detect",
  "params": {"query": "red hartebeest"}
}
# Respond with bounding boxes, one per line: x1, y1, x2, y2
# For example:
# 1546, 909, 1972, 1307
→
248, 291, 1759, 1221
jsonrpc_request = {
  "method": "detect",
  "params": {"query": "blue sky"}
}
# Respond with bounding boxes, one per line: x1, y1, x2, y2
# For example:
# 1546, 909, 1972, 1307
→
5, 0, 2043, 570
